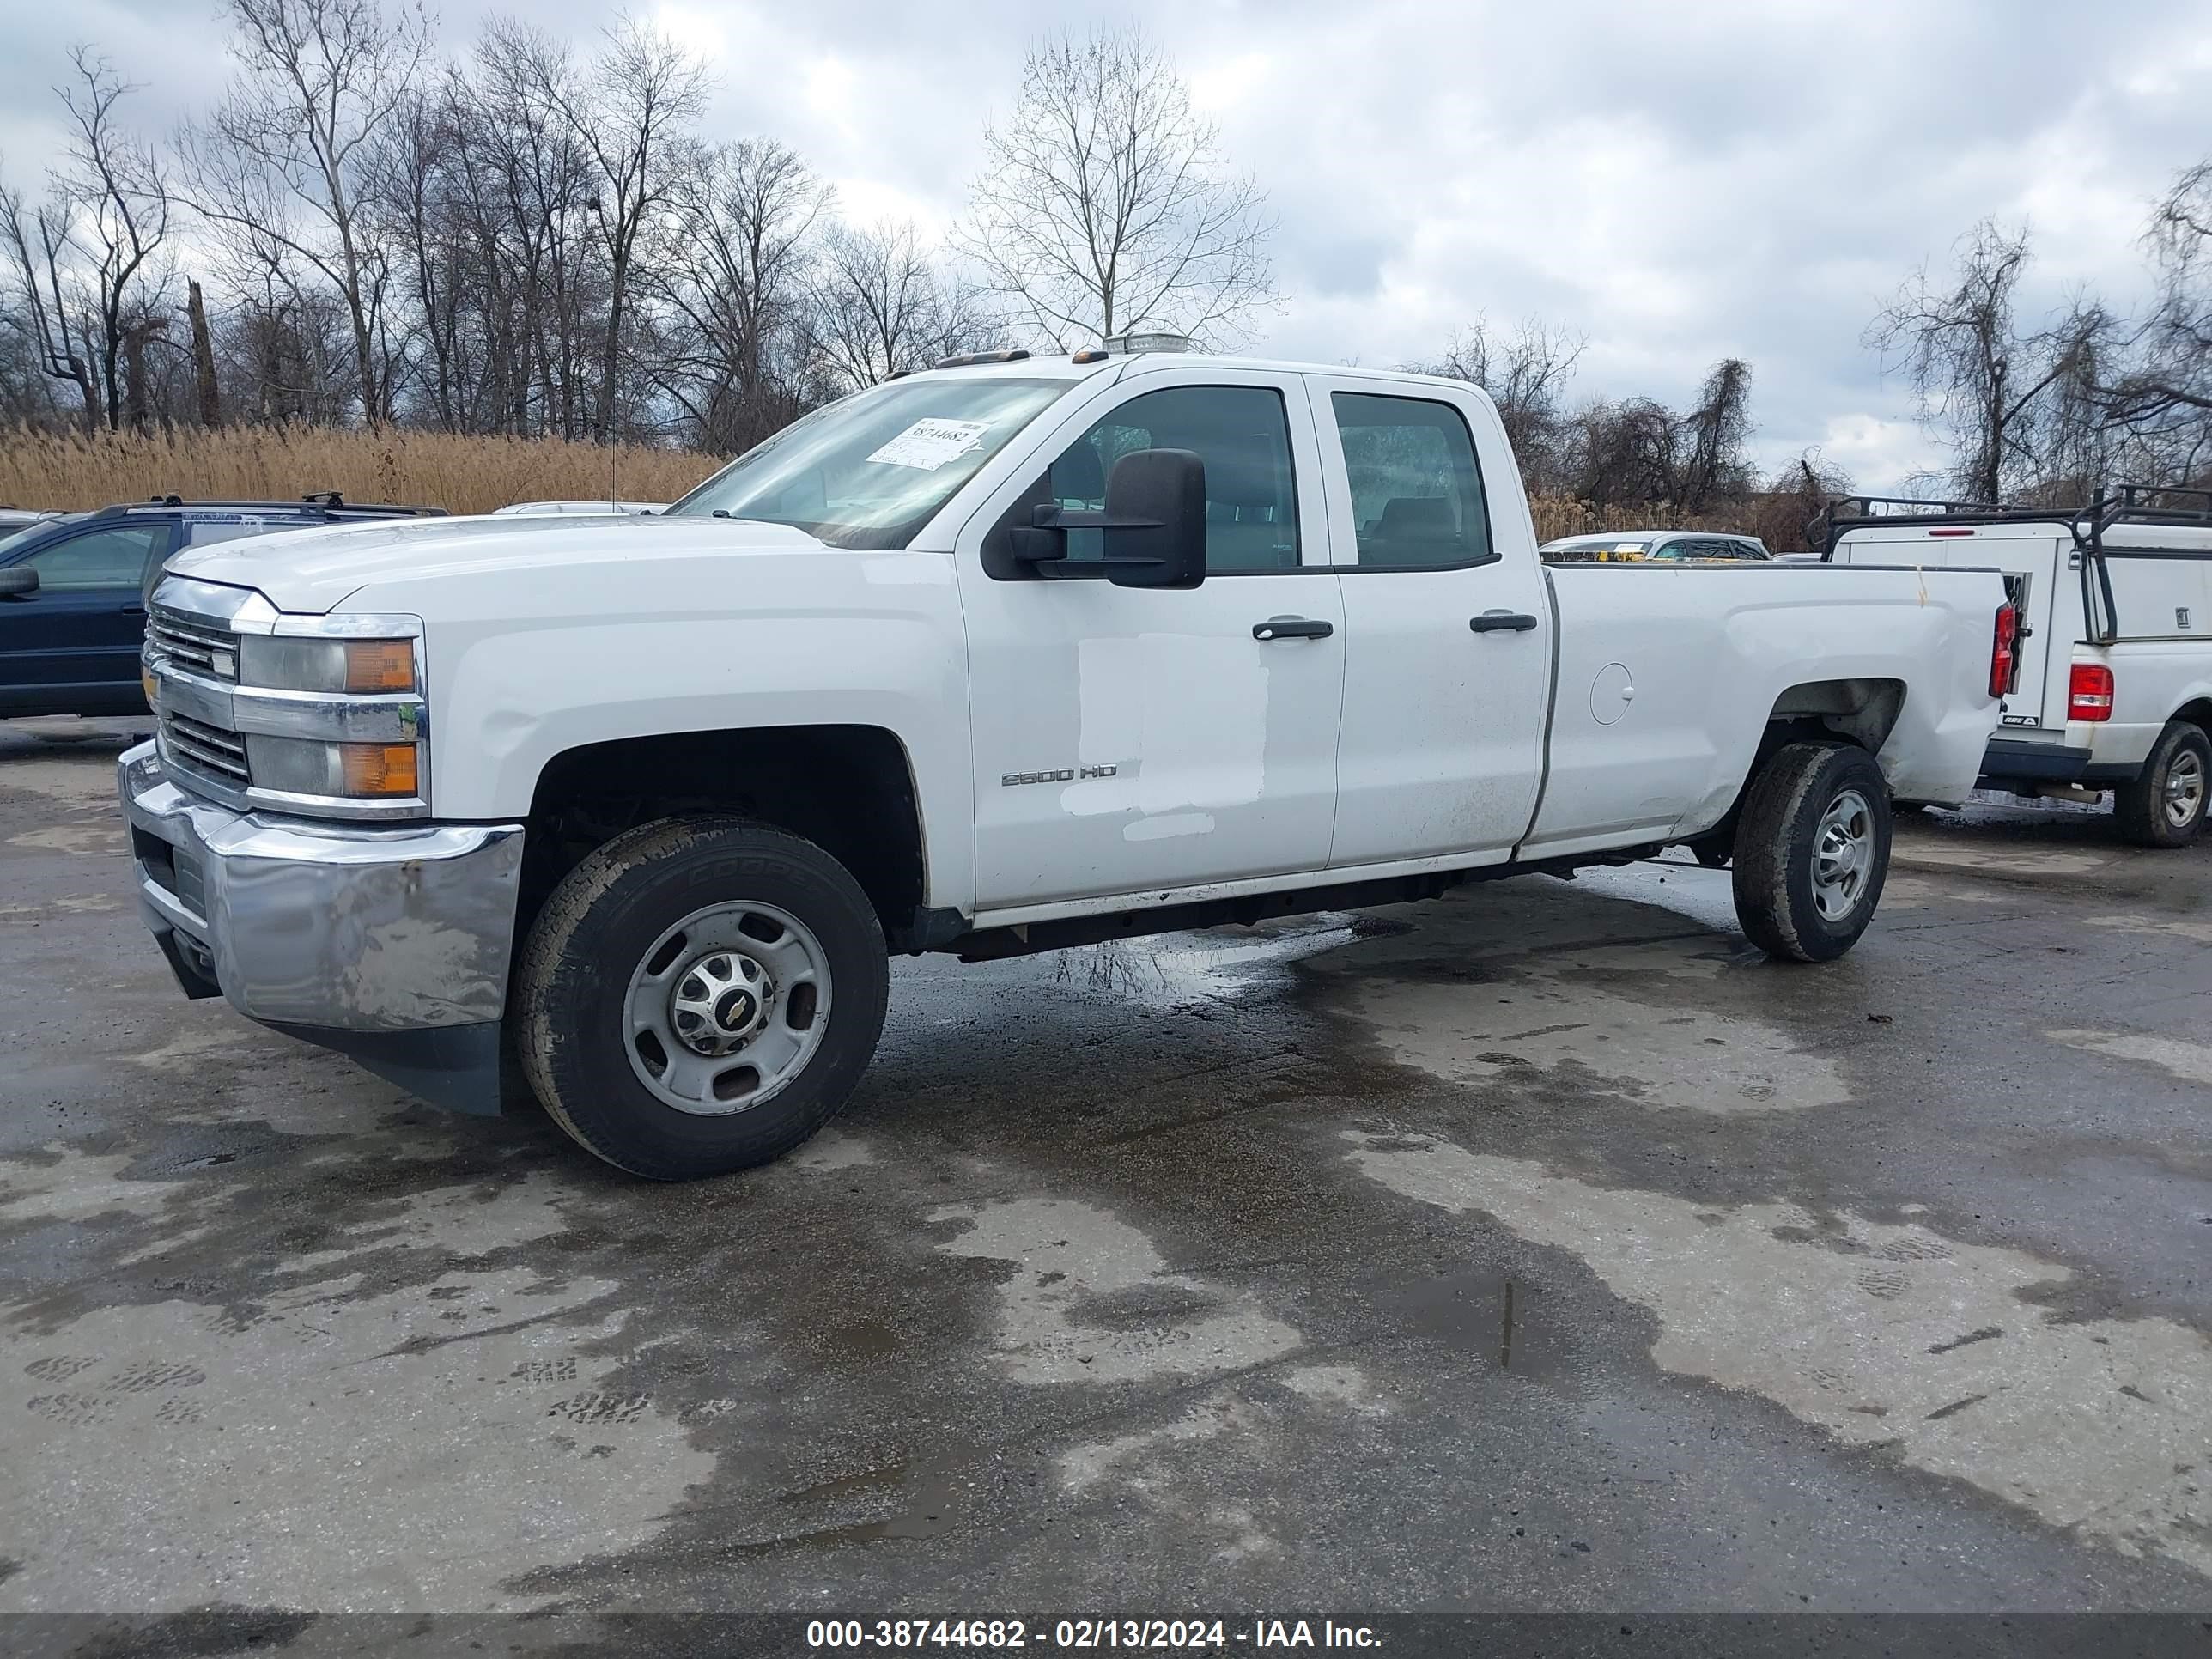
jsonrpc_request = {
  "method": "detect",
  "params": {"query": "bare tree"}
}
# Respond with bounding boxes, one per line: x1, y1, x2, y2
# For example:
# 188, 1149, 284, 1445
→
810, 219, 1001, 390
1, 173, 100, 427
56, 49, 175, 432
2092, 161, 2212, 485
184, 0, 430, 426
533, 17, 709, 439
954, 27, 1279, 348
1864, 221, 2107, 501
653, 137, 828, 451
468, 21, 605, 439
1418, 313, 1586, 490
1, 50, 176, 432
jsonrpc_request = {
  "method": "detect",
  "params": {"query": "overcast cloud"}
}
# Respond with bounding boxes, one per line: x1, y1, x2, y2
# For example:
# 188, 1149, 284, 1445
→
3, 0, 2209, 486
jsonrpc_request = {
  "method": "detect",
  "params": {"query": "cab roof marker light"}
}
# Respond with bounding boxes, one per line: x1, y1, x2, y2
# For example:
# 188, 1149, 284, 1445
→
1102, 331, 1191, 355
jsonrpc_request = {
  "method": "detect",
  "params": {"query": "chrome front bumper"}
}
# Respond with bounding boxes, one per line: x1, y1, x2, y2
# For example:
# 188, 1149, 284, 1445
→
119, 741, 525, 1112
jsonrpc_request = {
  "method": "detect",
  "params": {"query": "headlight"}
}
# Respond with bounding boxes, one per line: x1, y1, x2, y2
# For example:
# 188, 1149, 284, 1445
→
238, 635, 419, 694
245, 735, 422, 800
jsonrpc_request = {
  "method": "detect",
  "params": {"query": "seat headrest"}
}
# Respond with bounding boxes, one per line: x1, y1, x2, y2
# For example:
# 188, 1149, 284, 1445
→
1378, 497, 1456, 538
1200, 434, 1284, 511
1053, 441, 1105, 501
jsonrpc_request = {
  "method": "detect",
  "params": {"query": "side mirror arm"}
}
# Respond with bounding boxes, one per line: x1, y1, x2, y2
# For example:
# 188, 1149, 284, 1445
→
1011, 503, 1175, 570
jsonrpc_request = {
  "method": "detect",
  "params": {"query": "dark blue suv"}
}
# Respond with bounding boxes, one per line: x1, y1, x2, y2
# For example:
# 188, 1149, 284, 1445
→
0, 495, 441, 720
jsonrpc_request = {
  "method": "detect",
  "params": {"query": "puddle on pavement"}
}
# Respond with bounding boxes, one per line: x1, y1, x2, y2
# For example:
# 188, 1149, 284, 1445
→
7, 823, 126, 856
928, 1191, 1302, 1385
1313, 914, 1848, 1116
1048, 913, 1381, 1010
2082, 911, 2212, 945
1362, 1262, 1565, 1382
1892, 842, 2112, 878
0, 1171, 713, 1611
0, 757, 128, 805
2046, 1028, 2212, 1086
1343, 1130, 2212, 1580
755, 1462, 968, 1551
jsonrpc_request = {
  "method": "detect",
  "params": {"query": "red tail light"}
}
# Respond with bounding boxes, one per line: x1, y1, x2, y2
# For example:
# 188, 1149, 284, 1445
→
2069, 663, 2114, 721
1989, 603, 2019, 697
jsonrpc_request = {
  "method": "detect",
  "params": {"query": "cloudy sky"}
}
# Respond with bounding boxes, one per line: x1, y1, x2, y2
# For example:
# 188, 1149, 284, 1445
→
3, 0, 2209, 487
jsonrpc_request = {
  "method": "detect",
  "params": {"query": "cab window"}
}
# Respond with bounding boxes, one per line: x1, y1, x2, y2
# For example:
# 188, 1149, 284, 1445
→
1330, 392, 1493, 568
1043, 385, 1300, 574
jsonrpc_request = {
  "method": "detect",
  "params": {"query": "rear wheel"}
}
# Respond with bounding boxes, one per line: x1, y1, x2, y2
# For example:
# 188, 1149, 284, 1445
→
516, 816, 890, 1180
2113, 720, 2210, 849
1731, 742, 1892, 963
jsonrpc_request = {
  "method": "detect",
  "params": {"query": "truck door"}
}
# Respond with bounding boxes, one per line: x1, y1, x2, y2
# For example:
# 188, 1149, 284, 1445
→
1304, 376, 1552, 867
957, 370, 1346, 914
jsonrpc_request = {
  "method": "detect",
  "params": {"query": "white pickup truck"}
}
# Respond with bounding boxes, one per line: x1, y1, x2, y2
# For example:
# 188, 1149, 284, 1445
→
122, 344, 2014, 1179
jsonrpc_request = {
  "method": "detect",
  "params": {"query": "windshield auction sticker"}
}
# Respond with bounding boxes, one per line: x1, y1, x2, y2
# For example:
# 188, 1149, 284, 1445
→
866, 418, 993, 471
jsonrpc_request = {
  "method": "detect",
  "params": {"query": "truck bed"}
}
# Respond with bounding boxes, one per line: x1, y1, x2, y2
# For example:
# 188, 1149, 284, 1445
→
1526, 561, 2007, 856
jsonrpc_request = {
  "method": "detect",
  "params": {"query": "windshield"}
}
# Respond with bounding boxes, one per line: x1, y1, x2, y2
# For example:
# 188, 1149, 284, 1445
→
666, 377, 1071, 550
0, 520, 64, 559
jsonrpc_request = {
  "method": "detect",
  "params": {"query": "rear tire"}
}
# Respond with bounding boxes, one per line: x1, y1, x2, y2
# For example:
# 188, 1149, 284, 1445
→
516, 816, 890, 1180
2113, 720, 2210, 849
1731, 742, 1892, 963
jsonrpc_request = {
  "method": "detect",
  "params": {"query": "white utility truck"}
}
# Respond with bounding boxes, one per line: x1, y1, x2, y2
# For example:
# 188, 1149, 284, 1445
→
123, 343, 2014, 1179
1824, 488, 2212, 847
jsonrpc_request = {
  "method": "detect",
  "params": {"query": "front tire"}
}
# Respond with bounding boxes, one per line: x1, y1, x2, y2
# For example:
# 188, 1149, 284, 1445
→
1731, 742, 1892, 963
2113, 721, 2210, 849
515, 817, 890, 1180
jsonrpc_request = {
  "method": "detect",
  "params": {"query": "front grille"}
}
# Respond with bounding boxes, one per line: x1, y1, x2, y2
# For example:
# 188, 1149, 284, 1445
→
148, 609, 239, 682
160, 709, 251, 789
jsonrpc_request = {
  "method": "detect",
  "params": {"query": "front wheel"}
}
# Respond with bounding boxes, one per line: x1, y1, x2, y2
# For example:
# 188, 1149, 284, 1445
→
2113, 721, 2210, 849
1730, 742, 1892, 963
515, 817, 890, 1180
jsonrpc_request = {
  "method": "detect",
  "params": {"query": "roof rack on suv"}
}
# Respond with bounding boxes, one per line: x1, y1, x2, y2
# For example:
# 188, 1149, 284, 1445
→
88, 495, 446, 520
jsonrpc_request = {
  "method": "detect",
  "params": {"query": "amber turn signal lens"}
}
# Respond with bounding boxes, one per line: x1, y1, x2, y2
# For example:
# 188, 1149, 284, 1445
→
343, 640, 416, 693
338, 742, 419, 796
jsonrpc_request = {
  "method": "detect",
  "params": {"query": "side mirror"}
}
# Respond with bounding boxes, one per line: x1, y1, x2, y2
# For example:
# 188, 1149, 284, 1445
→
1009, 447, 1207, 588
1100, 448, 1206, 589
0, 567, 38, 599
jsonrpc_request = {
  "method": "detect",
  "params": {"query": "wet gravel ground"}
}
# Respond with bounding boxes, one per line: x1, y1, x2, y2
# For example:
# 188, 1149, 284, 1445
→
2, 717, 2209, 1634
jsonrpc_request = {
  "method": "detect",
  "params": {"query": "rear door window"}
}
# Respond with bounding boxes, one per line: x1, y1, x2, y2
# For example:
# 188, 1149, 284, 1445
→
1329, 392, 1493, 569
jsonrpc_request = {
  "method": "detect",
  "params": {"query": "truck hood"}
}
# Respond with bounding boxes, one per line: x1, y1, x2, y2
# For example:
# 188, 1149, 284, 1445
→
167, 513, 831, 614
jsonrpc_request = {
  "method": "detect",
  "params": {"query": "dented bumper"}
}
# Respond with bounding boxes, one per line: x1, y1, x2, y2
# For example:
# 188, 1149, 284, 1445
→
118, 741, 523, 1113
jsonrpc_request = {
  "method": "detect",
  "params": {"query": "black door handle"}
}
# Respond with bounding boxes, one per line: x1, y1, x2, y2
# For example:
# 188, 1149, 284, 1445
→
1253, 617, 1334, 641
1470, 611, 1539, 633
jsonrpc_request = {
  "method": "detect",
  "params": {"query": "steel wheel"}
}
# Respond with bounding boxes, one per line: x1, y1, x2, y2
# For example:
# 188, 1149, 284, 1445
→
2162, 746, 2205, 831
1811, 787, 1874, 921
623, 900, 830, 1115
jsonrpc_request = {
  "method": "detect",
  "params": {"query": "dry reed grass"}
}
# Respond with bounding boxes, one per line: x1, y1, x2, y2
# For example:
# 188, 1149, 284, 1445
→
0, 423, 1773, 543
0, 426, 724, 515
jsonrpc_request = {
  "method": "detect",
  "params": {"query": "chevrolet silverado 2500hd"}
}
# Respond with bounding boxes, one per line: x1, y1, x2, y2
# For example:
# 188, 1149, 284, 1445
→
122, 346, 2014, 1179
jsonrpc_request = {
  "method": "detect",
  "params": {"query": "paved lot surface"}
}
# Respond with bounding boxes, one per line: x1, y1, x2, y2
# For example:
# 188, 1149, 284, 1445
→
2, 716, 2209, 1626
